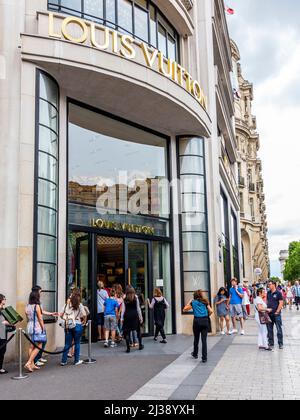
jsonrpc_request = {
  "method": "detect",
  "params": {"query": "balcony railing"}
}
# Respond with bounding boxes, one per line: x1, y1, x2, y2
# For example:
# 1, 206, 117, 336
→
238, 176, 245, 187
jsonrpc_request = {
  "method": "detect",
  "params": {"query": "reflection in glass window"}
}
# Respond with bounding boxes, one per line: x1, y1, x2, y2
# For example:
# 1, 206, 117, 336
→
84, 0, 104, 19
118, 0, 133, 34
34, 72, 59, 316
178, 137, 210, 307
68, 103, 170, 219
158, 23, 167, 58
134, 5, 149, 42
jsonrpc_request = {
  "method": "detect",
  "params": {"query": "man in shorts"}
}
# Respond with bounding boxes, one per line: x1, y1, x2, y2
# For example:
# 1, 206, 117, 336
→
229, 278, 245, 335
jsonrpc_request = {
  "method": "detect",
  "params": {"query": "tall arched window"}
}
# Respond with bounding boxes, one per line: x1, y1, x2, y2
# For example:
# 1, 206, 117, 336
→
48, 0, 179, 61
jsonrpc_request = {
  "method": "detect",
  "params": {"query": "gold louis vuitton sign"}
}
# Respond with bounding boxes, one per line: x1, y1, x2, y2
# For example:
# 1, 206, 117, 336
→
91, 218, 155, 235
48, 13, 208, 110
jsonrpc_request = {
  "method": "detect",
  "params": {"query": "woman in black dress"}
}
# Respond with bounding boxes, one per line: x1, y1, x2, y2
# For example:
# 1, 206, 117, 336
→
121, 287, 144, 353
147, 288, 169, 344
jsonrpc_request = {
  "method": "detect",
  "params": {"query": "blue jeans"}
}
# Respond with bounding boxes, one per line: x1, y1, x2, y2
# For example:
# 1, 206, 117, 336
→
34, 342, 46, 364
267, 314, 283, 347
61, 324, 83, 364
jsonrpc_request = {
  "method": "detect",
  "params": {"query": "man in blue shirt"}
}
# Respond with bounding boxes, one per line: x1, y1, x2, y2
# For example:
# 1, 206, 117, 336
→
229, 278, 245, 335
267, 280, 284, 349
292, 281, 300, 311
103, 289, 120, 348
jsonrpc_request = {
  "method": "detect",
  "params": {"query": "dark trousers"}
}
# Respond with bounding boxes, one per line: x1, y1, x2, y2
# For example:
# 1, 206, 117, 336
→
34, 342, 46, 364
295, 297, 300, 309
193, 318, 209, 361
124, 328, 142, 350
155, 323, 166, 340
0, 339, 7, 370
267, 314, 283, 347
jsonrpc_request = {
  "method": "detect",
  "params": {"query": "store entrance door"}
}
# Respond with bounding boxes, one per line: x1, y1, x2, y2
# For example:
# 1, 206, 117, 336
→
125, 240, 152, 336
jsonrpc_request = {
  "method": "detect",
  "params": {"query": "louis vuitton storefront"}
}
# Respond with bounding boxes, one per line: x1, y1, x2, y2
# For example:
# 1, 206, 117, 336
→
1, 0, 218, 351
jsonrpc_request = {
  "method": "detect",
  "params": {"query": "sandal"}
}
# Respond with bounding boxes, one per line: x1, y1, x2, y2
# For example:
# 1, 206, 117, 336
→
24, 363, 34, 373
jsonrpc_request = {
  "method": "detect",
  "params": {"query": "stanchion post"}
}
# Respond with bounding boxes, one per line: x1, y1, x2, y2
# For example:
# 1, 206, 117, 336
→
84, 320, 96, 365
12, 329, 29, 380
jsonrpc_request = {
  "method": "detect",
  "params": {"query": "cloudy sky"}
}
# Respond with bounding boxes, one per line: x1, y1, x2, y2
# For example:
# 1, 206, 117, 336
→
226, 0, 300, 277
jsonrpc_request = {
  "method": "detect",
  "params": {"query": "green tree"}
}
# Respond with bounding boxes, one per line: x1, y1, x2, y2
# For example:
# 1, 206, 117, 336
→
284, 241, 300, 281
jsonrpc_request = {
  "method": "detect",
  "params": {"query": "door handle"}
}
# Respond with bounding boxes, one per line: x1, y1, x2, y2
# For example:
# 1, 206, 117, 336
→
128, 268, 131, 286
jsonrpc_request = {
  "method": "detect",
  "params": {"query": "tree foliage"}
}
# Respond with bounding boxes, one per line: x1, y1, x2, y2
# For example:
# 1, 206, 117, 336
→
284, 241, 300, 281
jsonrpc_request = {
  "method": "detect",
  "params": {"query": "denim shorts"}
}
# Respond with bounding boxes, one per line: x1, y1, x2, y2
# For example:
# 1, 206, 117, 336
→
104, 316, 117, 331
230, 304, 243, 319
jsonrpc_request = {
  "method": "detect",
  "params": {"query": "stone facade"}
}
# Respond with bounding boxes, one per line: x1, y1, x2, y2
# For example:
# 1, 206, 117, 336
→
231, 40, 270, 284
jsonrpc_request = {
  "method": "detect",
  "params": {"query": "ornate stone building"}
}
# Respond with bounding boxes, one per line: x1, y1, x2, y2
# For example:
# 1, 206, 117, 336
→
231, 40, 270, 283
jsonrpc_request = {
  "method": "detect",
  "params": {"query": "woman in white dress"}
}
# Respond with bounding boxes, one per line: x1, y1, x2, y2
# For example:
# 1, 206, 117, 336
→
254, 288, 273, 351
286, 282, 294, 310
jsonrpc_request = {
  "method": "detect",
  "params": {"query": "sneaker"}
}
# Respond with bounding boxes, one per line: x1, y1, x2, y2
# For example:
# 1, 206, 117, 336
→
110, 342, 117, 348
40, 358, 48, 364
231, 329, 238, 334
279, 345, 284, 350
240, 330, 245, 336
227, 331, 232, 336
202, 359, 207, 364
74, 360, 83, 366
153, 337, 158, 342
191, 352, 198, 359
160, 340, 167, 344
104, 341, 109, 348
221, 331, 226, 336
60, 362, 68, 367
35, 361, 45, 367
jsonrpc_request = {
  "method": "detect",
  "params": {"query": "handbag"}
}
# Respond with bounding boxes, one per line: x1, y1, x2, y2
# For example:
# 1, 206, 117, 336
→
33, 305, 47, 343
256, 306, 272, 325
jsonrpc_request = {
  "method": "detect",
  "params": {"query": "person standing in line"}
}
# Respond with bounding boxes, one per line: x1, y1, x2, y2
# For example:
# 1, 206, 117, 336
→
286, 282, 294, 310
267, 281, 284, 350
242, 283, 251, 319
183, 290, 213, 363
24, 291, 46, 373
292, 281, 300, 311
229, 278, 245, 335
254, 288, 273, 351
60, 289, 87, 366
103, 289, 120, 348
121, 287, 144, 354
214, 288, 231, 335
97, 281, 109, 341
114, 284, 124, 343
147, 288, 169, 344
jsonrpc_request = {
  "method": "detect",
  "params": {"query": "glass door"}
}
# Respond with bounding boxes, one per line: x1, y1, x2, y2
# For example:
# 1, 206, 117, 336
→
125, 240, 152, 335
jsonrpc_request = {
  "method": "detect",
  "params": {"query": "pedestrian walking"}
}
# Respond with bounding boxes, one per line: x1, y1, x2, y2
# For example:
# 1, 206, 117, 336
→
214, 288, 230, 335
24, 291, 46, 373
103, 289, 120, 348
242, 283, 251, 319
113, 284, 124, 343
267, 281, 284, 350
60, 289, 87, 366
286, 282, 294, 310
229, 278, 245, 335
0, 295, 12, 375
183, 290, 213, 363
97, 281, 109, 341
147, 288, 169, 344
292, 281, 300, 311
121, 287, 144, 354
254, 288, 273, 351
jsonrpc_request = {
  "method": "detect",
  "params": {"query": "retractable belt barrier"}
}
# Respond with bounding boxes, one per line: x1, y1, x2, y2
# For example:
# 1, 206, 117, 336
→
22, 331, 73, 355
0, 330, 17, 352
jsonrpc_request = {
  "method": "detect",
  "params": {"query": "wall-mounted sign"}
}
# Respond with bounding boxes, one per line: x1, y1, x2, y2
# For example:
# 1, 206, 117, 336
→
48, 13, 208, 111
91, 218, 155, 235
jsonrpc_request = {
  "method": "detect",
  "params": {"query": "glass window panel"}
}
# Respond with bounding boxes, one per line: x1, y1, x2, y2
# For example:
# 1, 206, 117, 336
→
118, 0, 133, 34
40, 292, 57, 318
39, 126, 58, 158
181, 175, 205, 194
38, 207, 57, 236
150, 5, 157, 47
182, 213, 207, 232
183, 252, 208, 272
106, 0, 116, 27
39, 152, 58, 184
84, 0, 103, 18
184, 292, 194, 307
39, 100, 58, 133
182, 232, 208, 252
182, 193, 205, 213
37, 235, 57, 264
180, 156, 204, 175
60, 0, 82, 14
158, 23, 167, 57
134, 5, 149, 41
184, 272, 209, 292
38, 179, 57, 210
37, 263, 57, 292
168, 35, 176, 61
179, 137, 204, 157
39, 74, 58, 107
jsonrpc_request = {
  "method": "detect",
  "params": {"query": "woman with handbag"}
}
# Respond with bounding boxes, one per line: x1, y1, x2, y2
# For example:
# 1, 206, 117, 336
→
254, 288, 273, 351
25, 291, 46, 372
60, 290, 87, 366
183, 290, 213, 363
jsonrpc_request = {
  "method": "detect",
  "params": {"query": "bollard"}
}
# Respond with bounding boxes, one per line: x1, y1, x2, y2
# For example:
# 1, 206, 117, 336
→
12, 329, 29, 380
84, 321, 97, 365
